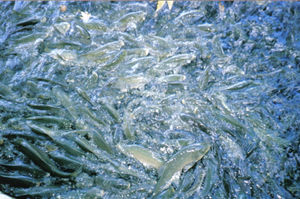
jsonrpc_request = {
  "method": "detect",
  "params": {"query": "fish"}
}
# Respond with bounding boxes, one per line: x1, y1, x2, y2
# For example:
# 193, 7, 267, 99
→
31, 77, 68, 88
183, 166, 206, 198
28, 123, 85, 156
83, 19, 108, 32
79, 106, 106, 126
154, 53, 196, 71
215, 112, 247, 133
123, 119, 135, 141
117, 32, 143, 48
13, 186, 68, 198
223, 80, 257, 91
114, 11, 146, 31
0, 83, 13, 97
178, 170, 195, 192
153, 143, 210, 195
53, 137, 85, 157
117, 143, 163, 169
199, 158, 219, 198
16, 18, 39, 27
1, 129, 46, 141
27, 115, 72, 128
180, 113, 210, 135
92, 130, 113, 155
27, 122, 56, 138
0, 161, 46, 177
0, 172, 39, 187
74, 24, 91, 40
124, 56, 156, 72
49, 49, 77, 64
48, 151, 82, 169
158, 74, 186, 83
174, 10, 204, 23
80, 40, 124, 60
198, 23, 214, 32
75, 87, 94, 106
101, 50, 127, 71
54, 22, 70, 36
198, 66, 211, 90
52, 86, 78, 120
100, 101, 120, 123
71, 136, 100, 157
16, 139, 82, 177
27, 103, 61, 111
153, 186, 175, 199
111, 75, 149, 92
94, 175, 130, 190
13, 33, 44, 45
125, 48, 150, 57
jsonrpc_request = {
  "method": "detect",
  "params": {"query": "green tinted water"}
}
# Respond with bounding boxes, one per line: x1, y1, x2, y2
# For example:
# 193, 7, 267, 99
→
0, 1, 299, 198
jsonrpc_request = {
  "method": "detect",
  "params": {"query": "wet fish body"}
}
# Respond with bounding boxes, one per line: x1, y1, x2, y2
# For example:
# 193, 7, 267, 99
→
117, 143, 163, 169
16, 139, 82, 178
154, 143, 210, 195
0, 172, 39, 187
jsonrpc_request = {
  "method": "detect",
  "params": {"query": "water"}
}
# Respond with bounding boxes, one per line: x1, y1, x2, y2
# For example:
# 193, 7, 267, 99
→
0, 1, 299, 198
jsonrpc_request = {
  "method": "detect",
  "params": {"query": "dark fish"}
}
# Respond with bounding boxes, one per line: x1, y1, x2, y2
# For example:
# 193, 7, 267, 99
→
27, 103, 61, 111
13, 186, 69, 198
180, 113, 210, 134
16, 139, 82, 177
27, 123, 85, 156
0, 172, 39, 187
0, 160, 46, 177
1, 129, 46, 141
16, 18, 39, 27
27, 115, 73, 128
94, 175, 130, 190
92, 130, 113, 154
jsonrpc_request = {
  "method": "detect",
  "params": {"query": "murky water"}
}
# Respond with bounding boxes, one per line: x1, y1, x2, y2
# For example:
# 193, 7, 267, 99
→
0, 1, 299, 198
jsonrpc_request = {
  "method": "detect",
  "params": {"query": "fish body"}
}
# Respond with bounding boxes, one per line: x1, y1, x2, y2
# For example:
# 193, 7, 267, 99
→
154, 143, 210, 195
0, 172, 39, 187
17, 139, 82, 177
27, 115, 72, 128
14, 33, 44, 45
112, 75, 149, 92
117, 144, 163, 169
92, 130, 113, 154
83, 19, 107, 32
54, 22, 70, 35
114, 11, 146, 31
155, 53, 196, 71
80, 40, 124, 60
